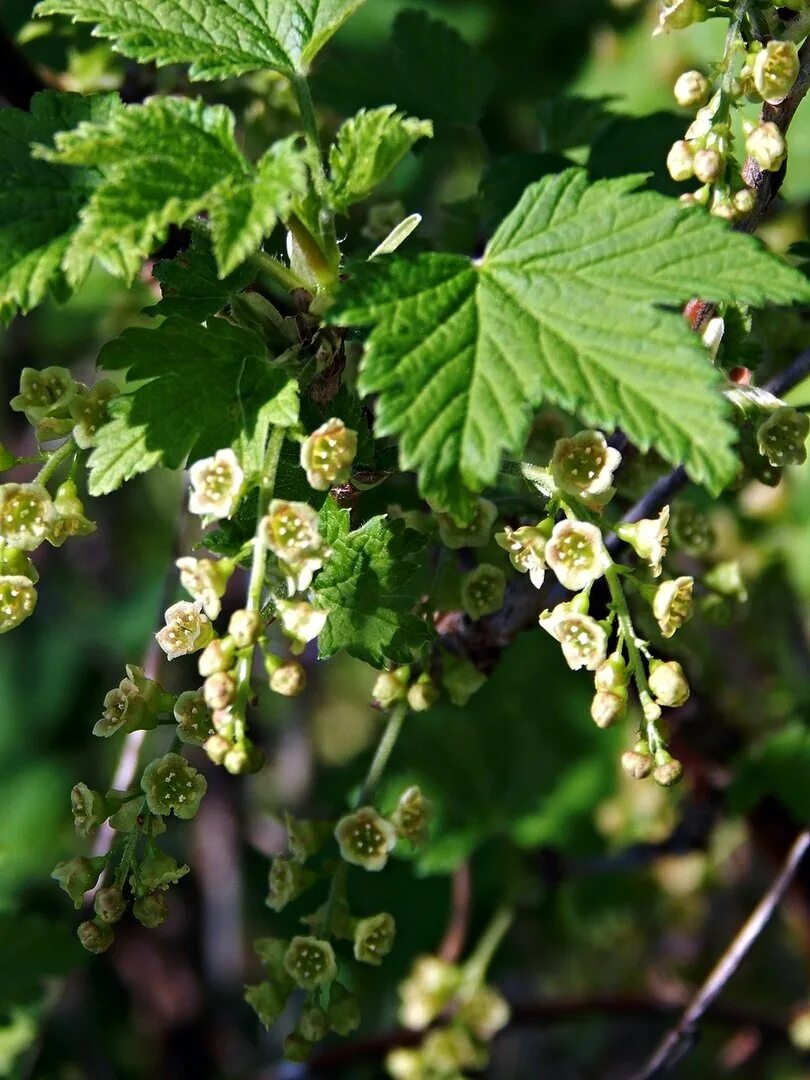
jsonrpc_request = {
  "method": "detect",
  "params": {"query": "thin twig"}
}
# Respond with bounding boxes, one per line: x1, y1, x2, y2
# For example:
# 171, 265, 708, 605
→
633, 828, 810, 1080
438, 863, 472, 964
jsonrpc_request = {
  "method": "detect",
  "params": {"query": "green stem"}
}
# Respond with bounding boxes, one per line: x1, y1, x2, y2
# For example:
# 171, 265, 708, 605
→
357, 703, 408, 807
604, 563, 666, 756
459, 904, 514, 998
289, 74, 340, 279
35, 436, 76, 486
250, 247, 309, 294
234, 425, 287, 744
113, 799, 146, 890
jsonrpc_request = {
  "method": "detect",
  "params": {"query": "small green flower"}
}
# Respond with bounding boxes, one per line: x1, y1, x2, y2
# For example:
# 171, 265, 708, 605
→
753, 39, 800, 105
0, 574, 37, 634
655, 0, 707, 35
300, 417, 358, 491
198, 636, 236, 676
436, 498, 497, 549
594, 653, 628, 693
52, 856, 106, 908
94, 886, 127, 924
155, 601, 214, 661
262, 501, 327, 593
705, 560, 747, 602
298, 1005, 329, 1043
392, 786, 432, 844
461, 564, 506, 621
176, 557, 234, 619
422, 1025, 483, 1073
275, 600, 327, 653
399, 956, 461, 1030
354, 912, 396, 965
669, 503, 714, 556
71, 783, 108, 837
47, 478, 97, 547
539, 603, 608, 672
135, 848, 189, 895
11, 366, 76, 424
283, 1033, 314, 1064
188, 448, 244, 519
649, 659, 690, 707
174, 689, 214, 746
495, 524, 547, 588
77, 918, 114, 954
0, 483, 58, 551
372, 666, 410, 708
133, 891, 169, 928
551, 430, 621, 501
266, 856, 314, 912
335, 806, 397, 872
283, 935, 337, 990
94, 665, 171, 738
406, 673, 439, 713
268, 658, 307, 697
441, 653, 486, 707
617, 507, 670, 577
245, 979, 293, 1029
326, 983, 361, 1035
284, 813, 332, 864
69, 378, 117, 449
546, 520, 610, 592
141, 753, 207, 820
653, 576, 694, 639
457, 985, 511, 1040
757, 407, 809, 468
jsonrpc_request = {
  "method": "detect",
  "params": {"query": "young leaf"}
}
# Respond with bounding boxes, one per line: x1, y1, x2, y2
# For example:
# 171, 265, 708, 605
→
87, 318, 298, 494
329, 169, 810, 520
327, 107, 433, 213
39, 97, 307, 281
0, 90, 120, 323
34, 0, 367, 79
313, 504, 432, 666
148, 234, 254, 323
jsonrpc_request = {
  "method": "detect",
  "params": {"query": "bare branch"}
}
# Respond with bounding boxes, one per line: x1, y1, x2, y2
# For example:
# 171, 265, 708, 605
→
633, 828, 810, 1080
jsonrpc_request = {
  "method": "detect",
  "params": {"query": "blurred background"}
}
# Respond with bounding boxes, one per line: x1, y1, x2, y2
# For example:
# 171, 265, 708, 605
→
1, 0, 809, 1076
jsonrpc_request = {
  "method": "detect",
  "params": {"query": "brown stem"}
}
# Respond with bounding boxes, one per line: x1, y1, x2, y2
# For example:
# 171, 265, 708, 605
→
438, 863, 472, 964
632, 829, 810, 1080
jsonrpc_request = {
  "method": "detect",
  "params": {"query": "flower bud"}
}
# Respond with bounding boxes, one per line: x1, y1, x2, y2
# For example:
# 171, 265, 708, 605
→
617, 507, 669, 576
223, 743, 266, 775
141, 752, 207, 819
300, 418, 358, 491
753, 40, 800, 105
594, 653, 628, 693
0, 574, 37, 634
0, 546, 38, 582
77, 918, 114, 954
653, 576, 694, 639
71, 782, 108, 837
205, 733, 233, 765
692, 148, 722, 184
188, 448, 244, 519
11, 366, 76, 424
435, 498, 497, 549
335, 806, 398, 871
673, 70, 710, 108
269, 659, 307, 697
591, 690, 627, 729
386, 1049, 423, 1080
655, 0, 707, 34
649, 660, 690, 707
621, 742, 653, 780
266, 856, 315, 912
495, 525, 547, 588
733, 187, 756, 217
283, 935, 337, 989
228, 607, 261, 647
204, 671, 237, 711
52, 856, 106, 907
298, 1005, 329, 1043
49, 479, 96, 546
407, 673, 439, 713
176, 557, 234, 619
174, 689, 214, 745
327, 983, 361, 1035
539, 603, 608, 672
757, 406, 809, 468
666, 140, 695, 182
133, 891, 169, 928
399, 956, 461, 1030
746, 122, 786, 172
0, 483, 58, 551
545, 520, 610, 592
422, 1027, 481, 1073
392, 785, 432, 844
283, 1033, 314, 1063
354, 912, 396, 965
372, 666, 410, 708
461, 564, 506, 621
653, 750, 684, 787
198, 636, 236, 676
457, 985, 511, 1040
441, 653, 486, 706
94, 885, 127, 924
155, 601, 214, 661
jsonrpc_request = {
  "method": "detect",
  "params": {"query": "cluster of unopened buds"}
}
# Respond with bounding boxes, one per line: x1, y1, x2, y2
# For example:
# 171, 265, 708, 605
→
247, 786, 432, 1058
659, 1, 804, 219
386, 956, 510, 1080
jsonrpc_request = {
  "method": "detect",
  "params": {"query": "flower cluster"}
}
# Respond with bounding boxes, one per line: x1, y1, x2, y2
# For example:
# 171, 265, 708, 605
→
11, 366, 116, 447
662, 4, 801, 219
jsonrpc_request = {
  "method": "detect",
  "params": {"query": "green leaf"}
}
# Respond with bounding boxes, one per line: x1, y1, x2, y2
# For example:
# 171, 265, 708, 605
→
313, 503, 432, 666
0, 90, 120, 323
315, 10, 494, 127
329, 170, 810, 519
35, 0, 367, 78
327, 107, 433, 212
148, 234, 254, 323
39, 97, 307, 281
728, 724, 810, 822
87, 318, 298, 494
